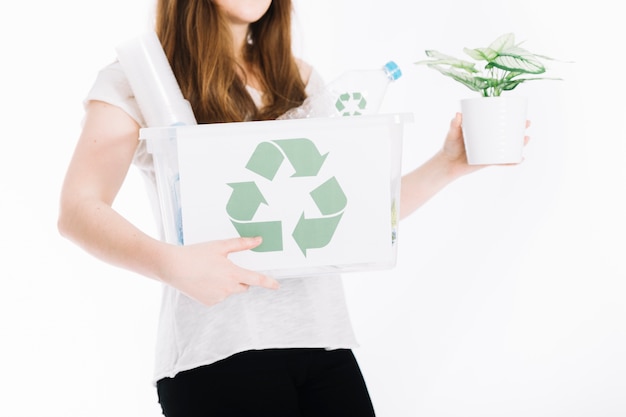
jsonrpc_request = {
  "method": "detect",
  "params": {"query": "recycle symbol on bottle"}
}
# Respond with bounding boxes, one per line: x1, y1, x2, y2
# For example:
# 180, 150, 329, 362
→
335, 91, 367, 116
225, 138, 347, 257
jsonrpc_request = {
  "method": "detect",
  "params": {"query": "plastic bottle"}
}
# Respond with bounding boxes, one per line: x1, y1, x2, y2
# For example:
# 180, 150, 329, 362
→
115, 31, 197, 127
116, 31, 196, 245
279, 60, 402, 120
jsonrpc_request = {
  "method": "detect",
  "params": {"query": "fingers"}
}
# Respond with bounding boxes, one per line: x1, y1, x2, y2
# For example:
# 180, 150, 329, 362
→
238, 268, 280, 290
221, 236, 263, 254
213, 236, 280, 290
451, 112, 462, 128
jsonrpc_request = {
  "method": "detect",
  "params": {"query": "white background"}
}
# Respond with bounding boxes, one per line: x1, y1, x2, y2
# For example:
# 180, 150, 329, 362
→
1, 0, 624, 416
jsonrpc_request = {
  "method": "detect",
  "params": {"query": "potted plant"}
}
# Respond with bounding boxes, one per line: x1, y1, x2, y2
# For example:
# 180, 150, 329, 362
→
414, 33, 562, 165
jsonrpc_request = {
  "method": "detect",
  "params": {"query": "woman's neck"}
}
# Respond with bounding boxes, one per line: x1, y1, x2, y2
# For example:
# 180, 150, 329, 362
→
229, 24, 263, 92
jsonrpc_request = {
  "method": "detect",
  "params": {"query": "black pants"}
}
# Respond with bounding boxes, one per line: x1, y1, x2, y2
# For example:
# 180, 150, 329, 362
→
157, 348, 376, 417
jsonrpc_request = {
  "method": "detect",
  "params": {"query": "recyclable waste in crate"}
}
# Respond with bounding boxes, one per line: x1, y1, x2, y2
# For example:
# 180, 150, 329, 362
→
279, 61, 402, 119
117, 32, 411, 277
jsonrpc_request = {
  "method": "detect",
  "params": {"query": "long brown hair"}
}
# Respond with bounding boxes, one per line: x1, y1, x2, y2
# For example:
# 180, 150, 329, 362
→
155, 0, 307, 123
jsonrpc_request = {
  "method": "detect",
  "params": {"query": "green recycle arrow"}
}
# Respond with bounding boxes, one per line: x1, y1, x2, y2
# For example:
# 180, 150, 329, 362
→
226, 138, 347, 257
230, 220, 283, 252
245, 141, 284, 181
292, 177, 347, 256
246, 138, 328, 180
226, 182, 266, 221
335, 91, 367, 116
292, 212, 343, 256
309, 176, 347, 215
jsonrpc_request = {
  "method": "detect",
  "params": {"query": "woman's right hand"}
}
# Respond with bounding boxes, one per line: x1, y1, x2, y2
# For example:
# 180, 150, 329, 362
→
59, 101, 278, 309
159, 236, 280, 306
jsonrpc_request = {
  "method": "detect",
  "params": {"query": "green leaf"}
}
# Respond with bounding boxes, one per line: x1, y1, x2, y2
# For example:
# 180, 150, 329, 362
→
500, 76, 563, 92
424, 50, 454, 60
427, 65, 489, 91
464, 47, 497, 62
414, 33, 566, 96
415, 50, 478, 73
488, 33, 515, 52
476, 76, 503, 88
491, 51, 546, 74
501, 79, 526, 91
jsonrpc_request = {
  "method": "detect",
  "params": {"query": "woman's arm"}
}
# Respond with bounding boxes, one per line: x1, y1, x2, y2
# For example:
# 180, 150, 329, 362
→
58, 101, 279, 306
399, 113, 528, 219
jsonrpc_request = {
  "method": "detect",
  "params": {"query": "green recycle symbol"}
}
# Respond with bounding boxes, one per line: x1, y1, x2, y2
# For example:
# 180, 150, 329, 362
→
335, 91, 367, 116
226, 138, 347, 256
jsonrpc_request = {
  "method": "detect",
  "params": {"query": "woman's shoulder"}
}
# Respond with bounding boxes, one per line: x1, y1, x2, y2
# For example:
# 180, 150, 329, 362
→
85, 60, 145, 127
295, 58, 325, 95
295, 58, 313, 85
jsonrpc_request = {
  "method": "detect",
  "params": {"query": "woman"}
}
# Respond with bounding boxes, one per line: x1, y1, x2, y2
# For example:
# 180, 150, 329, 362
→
58, 0, 524, 415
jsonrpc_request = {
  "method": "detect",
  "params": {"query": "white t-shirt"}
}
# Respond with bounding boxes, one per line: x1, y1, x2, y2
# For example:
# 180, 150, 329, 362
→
84, 61, 359, 384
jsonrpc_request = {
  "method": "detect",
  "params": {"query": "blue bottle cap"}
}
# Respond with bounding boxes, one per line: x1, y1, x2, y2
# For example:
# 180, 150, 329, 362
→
384, 61, 402, 81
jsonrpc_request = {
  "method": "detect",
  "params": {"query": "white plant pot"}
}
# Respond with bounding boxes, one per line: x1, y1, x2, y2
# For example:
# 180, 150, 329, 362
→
460, 96, 528, 165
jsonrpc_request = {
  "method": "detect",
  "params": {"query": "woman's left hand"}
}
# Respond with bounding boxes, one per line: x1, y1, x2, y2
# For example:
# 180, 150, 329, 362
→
440, 112, 531, 178
398, 112, 530, 219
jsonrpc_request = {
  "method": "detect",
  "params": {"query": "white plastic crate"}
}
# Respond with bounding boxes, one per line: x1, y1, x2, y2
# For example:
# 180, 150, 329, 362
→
139, 113, 412, 278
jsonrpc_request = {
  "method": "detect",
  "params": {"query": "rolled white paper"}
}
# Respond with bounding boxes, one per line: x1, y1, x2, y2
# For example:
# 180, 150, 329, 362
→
116, 31, 197, 127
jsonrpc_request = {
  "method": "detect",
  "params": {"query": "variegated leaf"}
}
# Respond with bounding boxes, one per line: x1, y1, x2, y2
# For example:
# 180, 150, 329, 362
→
488, 33, 515, 52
